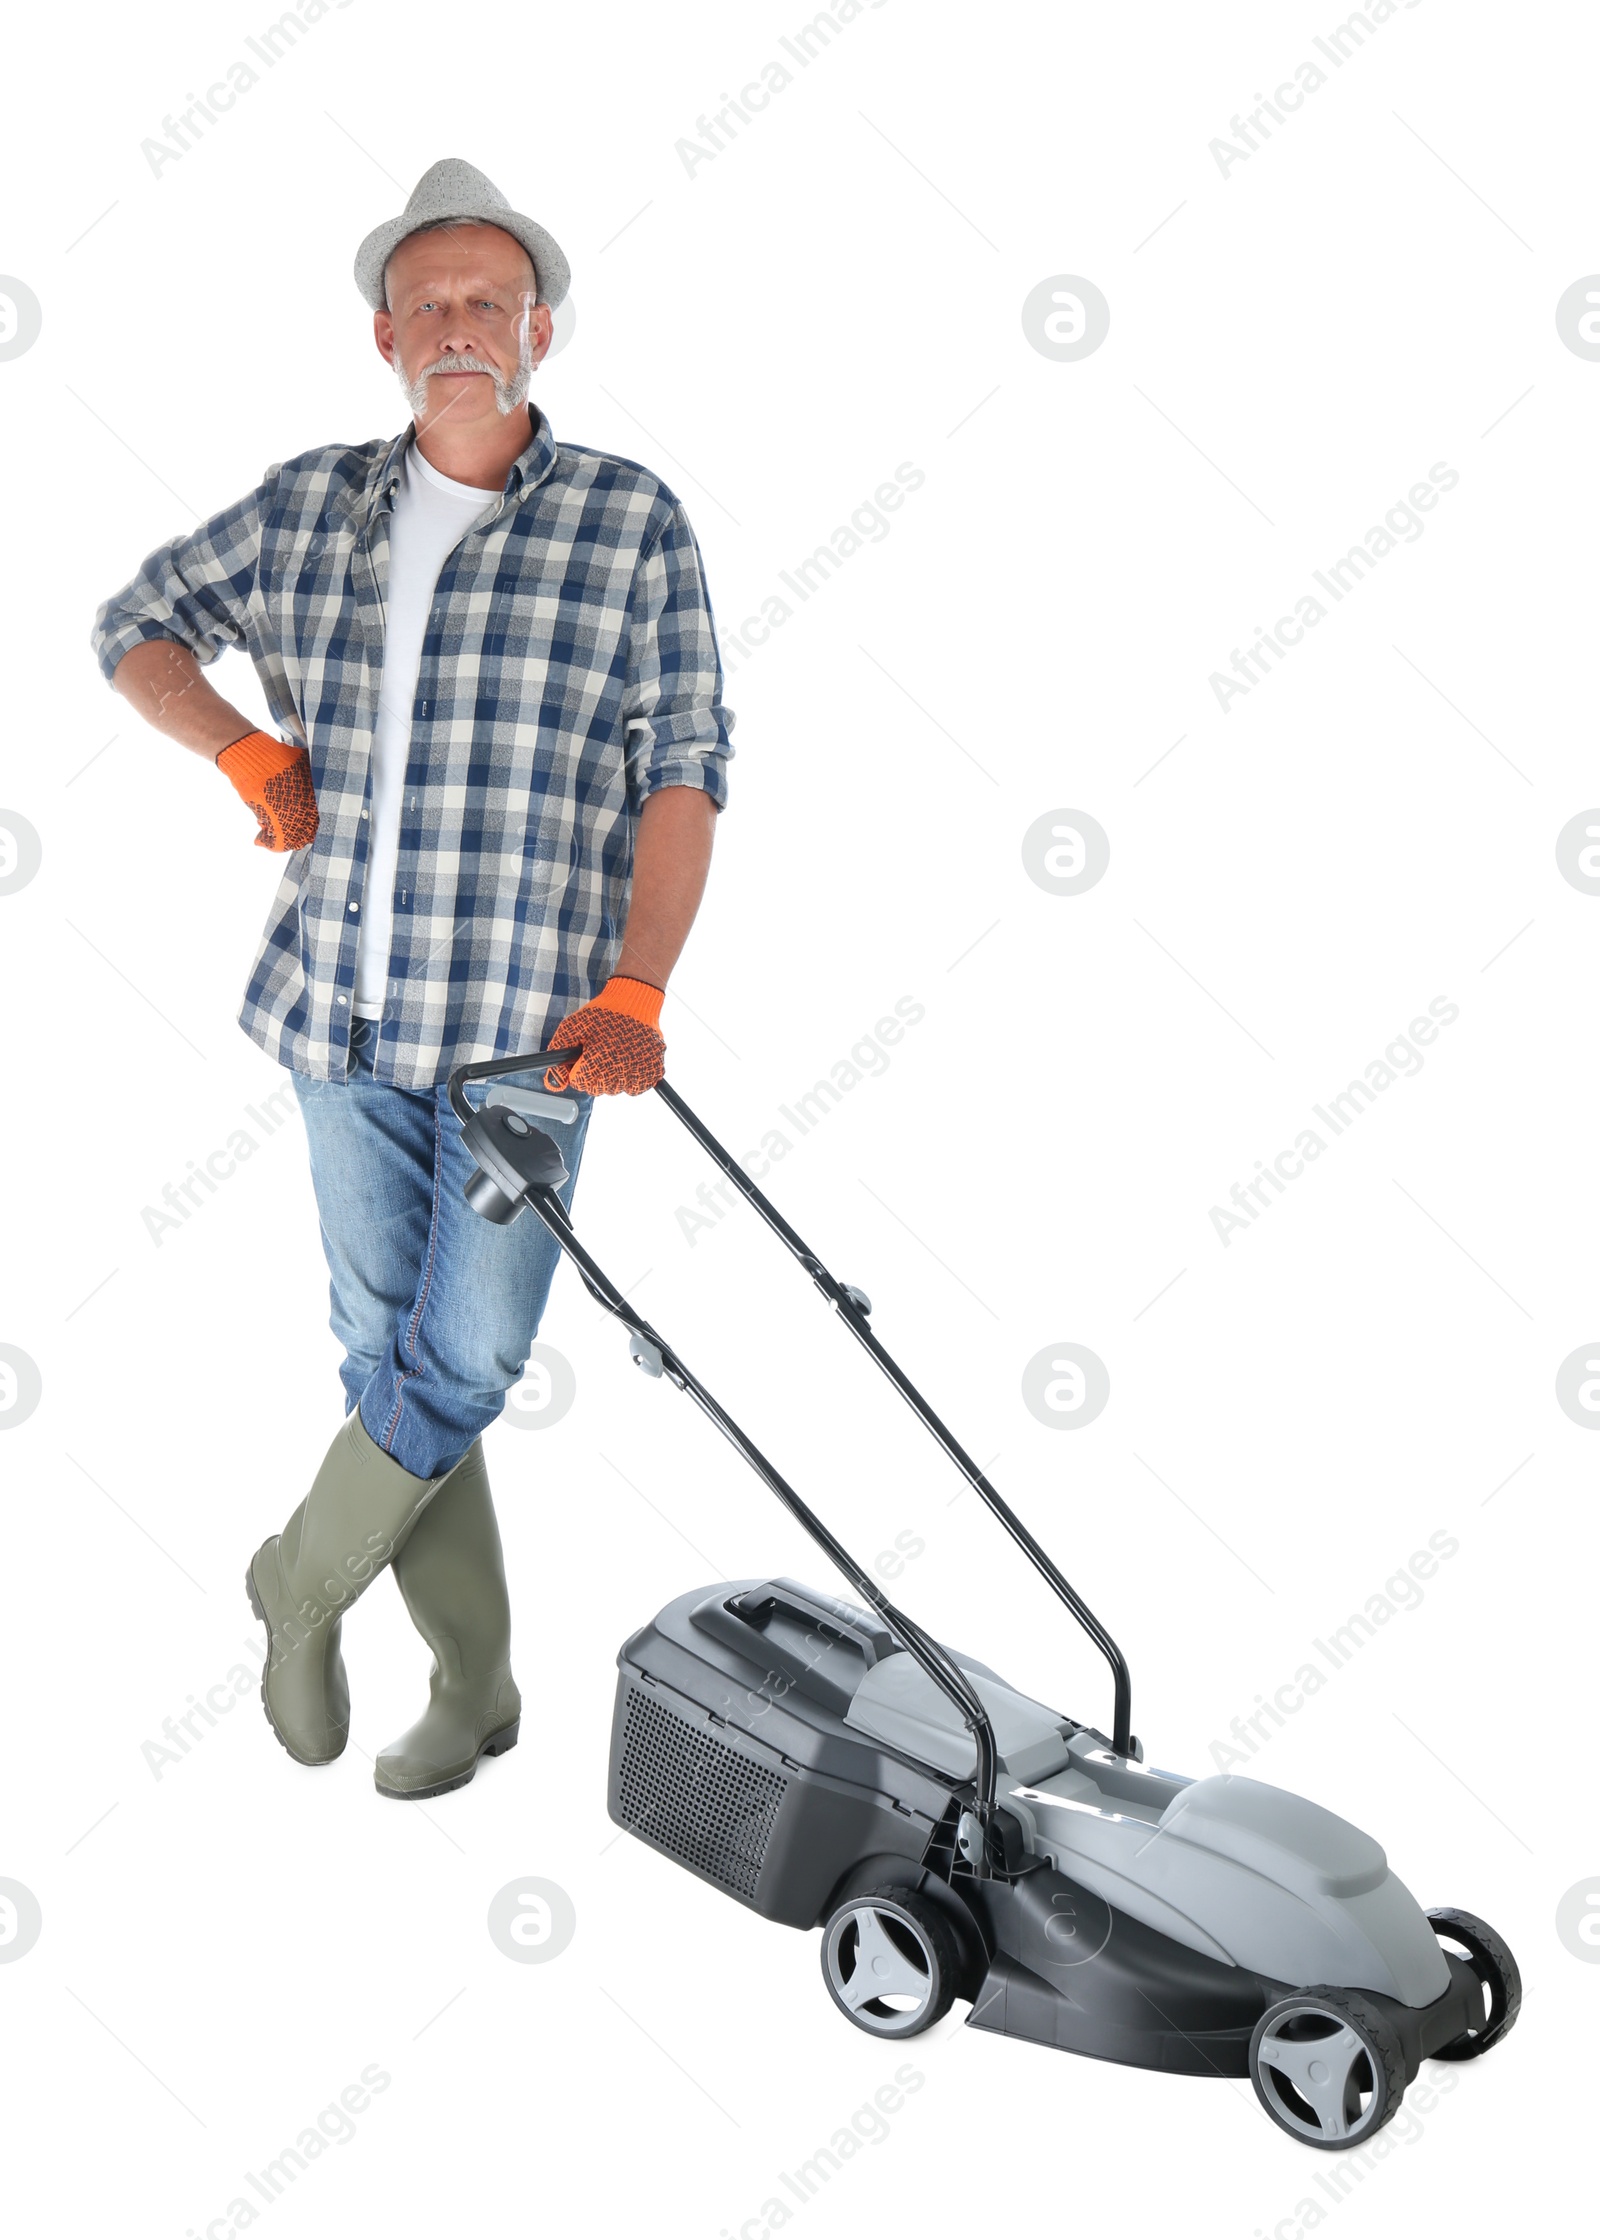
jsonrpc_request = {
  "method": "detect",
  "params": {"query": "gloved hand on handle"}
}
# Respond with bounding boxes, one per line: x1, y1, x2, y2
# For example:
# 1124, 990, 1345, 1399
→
217, 730, 319, 851
544, 976, 666, 1095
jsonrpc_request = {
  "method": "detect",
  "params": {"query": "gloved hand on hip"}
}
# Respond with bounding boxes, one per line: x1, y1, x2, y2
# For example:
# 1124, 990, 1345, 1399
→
544, 977, 666, 1094
216, 730, 319, 851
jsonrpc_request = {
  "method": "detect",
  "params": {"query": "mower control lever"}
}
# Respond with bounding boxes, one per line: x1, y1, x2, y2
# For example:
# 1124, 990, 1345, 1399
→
446, 1044, 583, 1129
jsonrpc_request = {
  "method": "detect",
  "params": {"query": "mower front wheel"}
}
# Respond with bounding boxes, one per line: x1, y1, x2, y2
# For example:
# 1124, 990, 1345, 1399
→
1248, 1986, 1405, 2150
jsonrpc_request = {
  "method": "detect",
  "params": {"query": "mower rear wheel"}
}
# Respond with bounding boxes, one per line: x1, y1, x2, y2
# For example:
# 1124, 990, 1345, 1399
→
820, 1885, 958, 2039
1426, 1908, 1521, 2060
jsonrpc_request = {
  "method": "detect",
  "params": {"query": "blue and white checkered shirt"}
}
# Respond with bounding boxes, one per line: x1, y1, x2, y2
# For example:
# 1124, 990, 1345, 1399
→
90, 407, 735, 1088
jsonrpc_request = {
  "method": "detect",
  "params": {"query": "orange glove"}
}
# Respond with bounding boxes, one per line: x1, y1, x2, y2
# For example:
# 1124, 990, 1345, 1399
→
216, 730, 319, 851
544, 976, 666, 1094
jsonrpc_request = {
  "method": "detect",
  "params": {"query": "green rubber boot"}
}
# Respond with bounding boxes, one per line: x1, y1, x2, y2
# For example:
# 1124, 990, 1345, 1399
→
246, 1409, 458, 1767
374, 1438, 522, 1799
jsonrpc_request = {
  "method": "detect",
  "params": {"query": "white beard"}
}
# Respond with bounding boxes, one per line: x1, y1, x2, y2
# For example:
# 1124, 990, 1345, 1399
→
394, 294, 537, 420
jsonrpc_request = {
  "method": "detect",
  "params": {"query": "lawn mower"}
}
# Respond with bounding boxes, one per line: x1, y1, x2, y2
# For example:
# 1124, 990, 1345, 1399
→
448, 1047, 1521, 2149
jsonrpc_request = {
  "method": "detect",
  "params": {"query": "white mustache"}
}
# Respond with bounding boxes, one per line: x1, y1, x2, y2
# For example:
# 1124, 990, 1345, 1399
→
394, 312, 536, 422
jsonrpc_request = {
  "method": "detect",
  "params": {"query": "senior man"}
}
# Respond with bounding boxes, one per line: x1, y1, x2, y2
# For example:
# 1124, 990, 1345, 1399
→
91, 159, 734, 1799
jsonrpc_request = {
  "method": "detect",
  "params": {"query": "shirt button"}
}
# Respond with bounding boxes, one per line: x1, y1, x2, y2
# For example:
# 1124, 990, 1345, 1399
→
337, 996, 347, 1006
348, 901, 359, 913
361, 807, 370, 819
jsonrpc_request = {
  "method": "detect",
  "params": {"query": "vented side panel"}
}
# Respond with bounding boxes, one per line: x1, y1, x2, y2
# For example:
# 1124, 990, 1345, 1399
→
616, 1685, 788, 1900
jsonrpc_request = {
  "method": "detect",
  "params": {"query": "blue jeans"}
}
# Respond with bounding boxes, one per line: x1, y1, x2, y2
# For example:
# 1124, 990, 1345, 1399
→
291, 1021, 593, 1479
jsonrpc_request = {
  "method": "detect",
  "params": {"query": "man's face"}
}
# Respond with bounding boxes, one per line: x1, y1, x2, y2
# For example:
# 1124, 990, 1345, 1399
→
375, 223, 552, 426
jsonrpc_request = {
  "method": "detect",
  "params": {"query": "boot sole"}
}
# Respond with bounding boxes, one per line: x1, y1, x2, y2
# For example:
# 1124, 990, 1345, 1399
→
245, 1556, 348, 1769
374, 1718, 520, 1801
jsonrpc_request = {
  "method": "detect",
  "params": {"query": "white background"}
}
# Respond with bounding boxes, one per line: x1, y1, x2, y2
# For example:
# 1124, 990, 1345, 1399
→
0, 0, 1591, 2230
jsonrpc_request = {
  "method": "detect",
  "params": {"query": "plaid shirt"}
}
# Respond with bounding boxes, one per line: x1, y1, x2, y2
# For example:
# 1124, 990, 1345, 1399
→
90, 407, 735, 1088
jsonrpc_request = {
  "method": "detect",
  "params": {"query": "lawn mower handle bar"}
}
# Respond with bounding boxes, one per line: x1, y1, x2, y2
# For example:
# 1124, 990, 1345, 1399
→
651, 1076, 1135, 1756
447, 1047, 1135, 1820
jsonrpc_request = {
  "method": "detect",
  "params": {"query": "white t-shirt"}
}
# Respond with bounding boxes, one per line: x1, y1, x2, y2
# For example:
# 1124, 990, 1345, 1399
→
353, 443, 498, 1017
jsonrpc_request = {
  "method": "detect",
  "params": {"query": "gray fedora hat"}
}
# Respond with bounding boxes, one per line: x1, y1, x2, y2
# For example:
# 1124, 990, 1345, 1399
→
354, 157, 571, 312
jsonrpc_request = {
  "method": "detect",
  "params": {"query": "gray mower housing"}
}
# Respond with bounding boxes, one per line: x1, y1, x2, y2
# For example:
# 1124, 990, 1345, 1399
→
609, 1575, 1472, 2075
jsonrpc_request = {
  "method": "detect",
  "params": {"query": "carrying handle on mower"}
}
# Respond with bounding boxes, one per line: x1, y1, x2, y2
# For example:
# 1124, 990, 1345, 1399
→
731, 1580, 897, 1668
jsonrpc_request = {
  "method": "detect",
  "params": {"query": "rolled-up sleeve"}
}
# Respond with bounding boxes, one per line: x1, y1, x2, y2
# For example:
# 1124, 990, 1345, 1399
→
621, 499, 735, 812
90, 477, 269, 685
